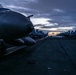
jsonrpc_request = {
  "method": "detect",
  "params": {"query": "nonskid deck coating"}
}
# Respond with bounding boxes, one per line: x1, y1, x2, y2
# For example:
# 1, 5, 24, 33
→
0, 37, 76, 75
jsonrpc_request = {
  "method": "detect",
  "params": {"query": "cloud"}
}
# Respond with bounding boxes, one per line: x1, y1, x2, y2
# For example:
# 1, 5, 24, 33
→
31, 17, 52, 25
53, 9, 64, 13
5, 5, 30, 10
0, 0, 76, 32
37, 26, 76, 32
5, 5, 37, 12
24, 0, 38, 3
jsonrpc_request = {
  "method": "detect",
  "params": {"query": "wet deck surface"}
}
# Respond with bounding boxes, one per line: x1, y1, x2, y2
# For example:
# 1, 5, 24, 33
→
0, 37, 76, 75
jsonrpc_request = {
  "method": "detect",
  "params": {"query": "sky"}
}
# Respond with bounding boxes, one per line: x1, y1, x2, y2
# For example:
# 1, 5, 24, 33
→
0, 0, 76, 32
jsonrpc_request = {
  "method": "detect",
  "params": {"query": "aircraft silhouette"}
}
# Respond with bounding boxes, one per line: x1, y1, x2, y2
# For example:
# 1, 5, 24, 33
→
0, 8, 34, 40
0, 5, 35, 54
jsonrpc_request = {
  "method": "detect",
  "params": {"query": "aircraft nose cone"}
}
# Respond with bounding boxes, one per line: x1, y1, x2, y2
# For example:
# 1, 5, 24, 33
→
27, 24, 34, 33
30, 25, 34, 31
0, 8, 34, 40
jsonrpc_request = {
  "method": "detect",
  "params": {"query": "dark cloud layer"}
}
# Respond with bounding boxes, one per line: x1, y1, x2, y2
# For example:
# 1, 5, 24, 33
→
0, 0, 76, 32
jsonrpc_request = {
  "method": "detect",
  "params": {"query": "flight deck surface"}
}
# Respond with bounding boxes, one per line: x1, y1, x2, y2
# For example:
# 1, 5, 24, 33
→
0, 37, 76, 75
